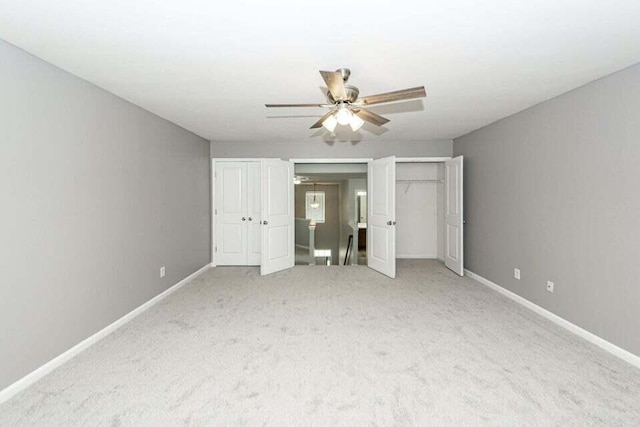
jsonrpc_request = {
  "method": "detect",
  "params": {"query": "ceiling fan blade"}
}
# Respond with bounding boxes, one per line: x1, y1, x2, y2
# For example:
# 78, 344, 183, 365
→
319, 70, 347, 101
265, 103, 332, 108
310, 110, 336, 129
354, 108, 390, 127
356, 86, 426, 106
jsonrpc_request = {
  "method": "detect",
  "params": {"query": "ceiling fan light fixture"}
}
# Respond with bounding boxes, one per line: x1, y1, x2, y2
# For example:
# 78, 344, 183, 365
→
322, 114, 338, 132
349, 113, 364, 131
266, 69, 427, 132
336, 104, 352, 125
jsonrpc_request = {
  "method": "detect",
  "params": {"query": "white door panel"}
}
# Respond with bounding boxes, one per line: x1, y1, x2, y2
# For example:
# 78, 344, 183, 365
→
370, 225, 389, 261
367, 156, 396, 278
222, 168, 243, 213
222, 224, 243, 254
261, 159, 294, 275
444, 156, 464, 275
267, 225, 289, 259
265, 167, 289, 215
216, 162, 248, 265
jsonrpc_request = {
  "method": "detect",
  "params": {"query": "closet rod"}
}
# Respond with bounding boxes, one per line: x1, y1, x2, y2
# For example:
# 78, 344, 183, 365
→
396, 179, 443, 182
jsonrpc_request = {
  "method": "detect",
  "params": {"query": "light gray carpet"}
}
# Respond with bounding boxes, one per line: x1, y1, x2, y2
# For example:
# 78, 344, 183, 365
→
2, 260, 640, 426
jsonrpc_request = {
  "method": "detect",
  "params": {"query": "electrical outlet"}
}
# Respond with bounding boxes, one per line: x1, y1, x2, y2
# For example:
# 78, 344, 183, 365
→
546, 280, 554, 293
160, 266, 166, 278
514, 268, 521, 280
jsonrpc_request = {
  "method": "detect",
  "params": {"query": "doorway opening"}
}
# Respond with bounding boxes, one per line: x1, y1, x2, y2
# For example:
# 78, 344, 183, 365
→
293, 163, 368, 266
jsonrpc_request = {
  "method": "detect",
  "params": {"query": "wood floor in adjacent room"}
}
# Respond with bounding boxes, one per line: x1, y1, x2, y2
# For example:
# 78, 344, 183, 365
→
2, 260, 640, 426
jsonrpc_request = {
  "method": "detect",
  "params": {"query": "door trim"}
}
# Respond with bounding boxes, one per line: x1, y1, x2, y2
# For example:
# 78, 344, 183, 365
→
211, 159, 216, 266
291, 157, 450, 164
289, 158, 371, 163
395, 157, 452, 163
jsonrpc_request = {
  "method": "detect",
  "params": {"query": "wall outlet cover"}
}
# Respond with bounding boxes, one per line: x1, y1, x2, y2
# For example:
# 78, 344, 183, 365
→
160, 266, 166, 278
514, 268, 521, 280
547, 280, 554, 293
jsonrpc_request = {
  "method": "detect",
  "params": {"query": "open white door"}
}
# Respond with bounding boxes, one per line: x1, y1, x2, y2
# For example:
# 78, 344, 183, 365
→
444, 156, 464, 276
260, 159, 294, 275
367, 156, 396, 278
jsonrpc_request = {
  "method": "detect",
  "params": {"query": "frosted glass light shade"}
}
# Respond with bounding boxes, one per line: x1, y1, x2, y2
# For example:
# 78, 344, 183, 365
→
322, 114, 338, 132
349, 113, 364, 131
336, 107, 352, 125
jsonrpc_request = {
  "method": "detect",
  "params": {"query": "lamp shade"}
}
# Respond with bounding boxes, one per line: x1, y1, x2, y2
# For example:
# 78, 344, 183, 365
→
336, 105, 352, 125
349, 113, 364, 131
322, 114, 338, 132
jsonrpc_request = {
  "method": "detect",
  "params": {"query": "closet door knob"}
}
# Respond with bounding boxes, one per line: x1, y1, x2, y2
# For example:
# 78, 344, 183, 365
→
262, 220, 268, 225
248, 217, 253, 221
387, 220, 392, 225
241, 217, 246, 221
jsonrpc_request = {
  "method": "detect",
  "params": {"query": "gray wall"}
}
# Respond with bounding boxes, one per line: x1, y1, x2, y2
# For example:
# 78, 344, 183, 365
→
0, 40, 211, 389
211, 140, 452, 159
454, 62, 640, 357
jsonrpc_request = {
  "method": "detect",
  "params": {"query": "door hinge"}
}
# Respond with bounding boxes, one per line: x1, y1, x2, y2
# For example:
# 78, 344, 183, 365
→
215, 208, 217, 215
215, 246, 217, 252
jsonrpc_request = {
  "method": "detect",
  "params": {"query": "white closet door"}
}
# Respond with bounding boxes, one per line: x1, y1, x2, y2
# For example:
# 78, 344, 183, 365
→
444, 156, 464, 276
367, 156, 396, 278
260, 159, 294, 275
247, 162, 262, 266
216, 162, 248, 265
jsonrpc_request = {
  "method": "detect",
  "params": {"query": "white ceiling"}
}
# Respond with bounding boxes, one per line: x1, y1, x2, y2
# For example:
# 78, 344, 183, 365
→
1, 1, 640, 143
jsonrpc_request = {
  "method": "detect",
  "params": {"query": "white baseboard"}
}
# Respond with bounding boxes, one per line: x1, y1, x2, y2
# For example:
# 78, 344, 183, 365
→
465, 269, 640, 369
396, 254, 438, 259
0, 263, 212, 404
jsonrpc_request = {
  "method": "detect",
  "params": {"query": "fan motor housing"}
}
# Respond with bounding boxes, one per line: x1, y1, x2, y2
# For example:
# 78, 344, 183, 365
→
327, 85, 360, 104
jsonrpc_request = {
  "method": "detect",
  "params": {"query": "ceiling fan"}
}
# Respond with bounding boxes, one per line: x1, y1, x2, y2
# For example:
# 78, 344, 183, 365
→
265, 68, 426, 132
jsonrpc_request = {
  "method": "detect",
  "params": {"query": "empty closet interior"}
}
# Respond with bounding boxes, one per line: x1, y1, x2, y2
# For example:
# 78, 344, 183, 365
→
395, 162, 446, 261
